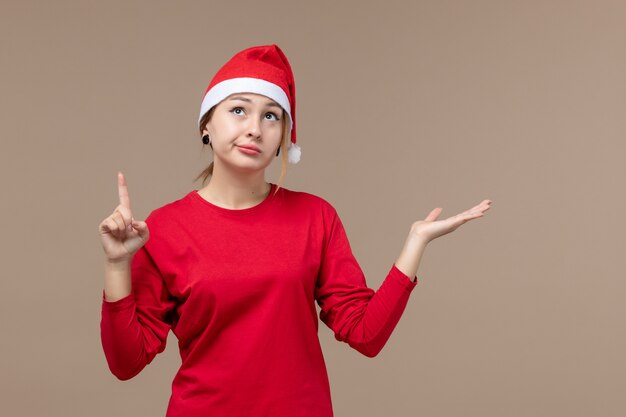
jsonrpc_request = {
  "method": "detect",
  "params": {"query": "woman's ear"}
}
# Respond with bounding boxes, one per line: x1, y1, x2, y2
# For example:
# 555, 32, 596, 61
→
202, 124, 211, 136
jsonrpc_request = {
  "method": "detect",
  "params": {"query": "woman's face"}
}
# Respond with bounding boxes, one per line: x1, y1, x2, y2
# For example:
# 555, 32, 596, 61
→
202, 92, 284, 174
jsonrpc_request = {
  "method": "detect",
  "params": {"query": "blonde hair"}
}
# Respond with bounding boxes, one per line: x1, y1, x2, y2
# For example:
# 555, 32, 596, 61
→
194, 106, 289, 195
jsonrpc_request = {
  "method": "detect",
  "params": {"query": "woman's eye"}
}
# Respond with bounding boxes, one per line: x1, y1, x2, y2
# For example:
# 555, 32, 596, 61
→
231, 107, 245, 115
265, 112, 279, 121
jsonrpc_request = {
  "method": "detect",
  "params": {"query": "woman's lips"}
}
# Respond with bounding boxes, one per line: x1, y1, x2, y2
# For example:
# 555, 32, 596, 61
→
237, 145, 261, 154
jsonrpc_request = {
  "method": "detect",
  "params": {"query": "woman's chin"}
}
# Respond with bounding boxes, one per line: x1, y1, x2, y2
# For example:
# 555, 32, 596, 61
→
216, 157, 272, 174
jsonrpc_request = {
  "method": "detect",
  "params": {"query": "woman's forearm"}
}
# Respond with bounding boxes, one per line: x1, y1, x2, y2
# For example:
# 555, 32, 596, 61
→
104, 258, 132, 302
394, 235, 428, 280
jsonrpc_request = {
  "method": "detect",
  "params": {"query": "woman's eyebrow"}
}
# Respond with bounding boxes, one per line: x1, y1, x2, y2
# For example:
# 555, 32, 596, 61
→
228, 96, 280, 108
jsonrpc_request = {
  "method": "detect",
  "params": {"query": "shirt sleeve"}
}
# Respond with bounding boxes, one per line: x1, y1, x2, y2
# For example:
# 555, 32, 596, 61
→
314, 204, 418, 358
100, 241, 178, 380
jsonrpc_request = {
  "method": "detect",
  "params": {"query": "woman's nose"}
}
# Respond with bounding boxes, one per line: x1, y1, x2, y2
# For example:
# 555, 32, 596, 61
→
246, 117, 262, 138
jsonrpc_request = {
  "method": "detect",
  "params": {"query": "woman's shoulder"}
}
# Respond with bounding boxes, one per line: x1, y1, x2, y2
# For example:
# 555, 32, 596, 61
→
144, 190, 197, 224
278, 185, 337, 216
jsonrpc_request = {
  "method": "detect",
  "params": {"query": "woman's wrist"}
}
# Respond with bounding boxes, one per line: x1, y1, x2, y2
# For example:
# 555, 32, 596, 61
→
103, 258, 132, 302
104, 256, 132, 269
394, 234, 429, 280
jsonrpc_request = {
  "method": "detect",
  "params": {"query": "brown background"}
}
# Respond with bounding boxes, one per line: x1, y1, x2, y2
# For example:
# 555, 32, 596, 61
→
1, 1, 624, 416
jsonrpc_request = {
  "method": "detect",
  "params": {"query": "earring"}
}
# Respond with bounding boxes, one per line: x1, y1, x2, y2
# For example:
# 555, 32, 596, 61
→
276, 146, 280, 157
202, 134, 210, 145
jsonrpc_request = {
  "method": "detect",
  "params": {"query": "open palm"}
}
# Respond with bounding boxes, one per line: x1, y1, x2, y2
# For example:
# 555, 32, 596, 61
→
410, 199, 493, 243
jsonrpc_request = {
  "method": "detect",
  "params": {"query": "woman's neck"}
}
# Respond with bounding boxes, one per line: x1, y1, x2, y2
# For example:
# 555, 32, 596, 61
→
198, 172, 271, 210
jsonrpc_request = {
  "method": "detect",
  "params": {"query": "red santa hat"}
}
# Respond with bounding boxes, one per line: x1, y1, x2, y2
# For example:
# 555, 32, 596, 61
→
198, 44, 301, 164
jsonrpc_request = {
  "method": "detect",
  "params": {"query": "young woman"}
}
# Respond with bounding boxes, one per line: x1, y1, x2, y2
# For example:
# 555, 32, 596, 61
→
99, 44, 492, 417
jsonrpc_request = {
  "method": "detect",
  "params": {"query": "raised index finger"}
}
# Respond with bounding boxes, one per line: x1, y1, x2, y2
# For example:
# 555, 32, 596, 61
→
118, 171, 131, 210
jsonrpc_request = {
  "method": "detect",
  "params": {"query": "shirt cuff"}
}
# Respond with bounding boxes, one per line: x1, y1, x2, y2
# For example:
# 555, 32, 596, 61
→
101, 290, 135, 312
390, 263, 419, 287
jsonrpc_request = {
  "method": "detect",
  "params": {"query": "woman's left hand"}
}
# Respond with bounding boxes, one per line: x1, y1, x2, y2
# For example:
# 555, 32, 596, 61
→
409, 199, 493, 244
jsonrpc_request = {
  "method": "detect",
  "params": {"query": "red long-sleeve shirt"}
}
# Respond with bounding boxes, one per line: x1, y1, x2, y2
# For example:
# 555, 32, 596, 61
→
100, 183, 418, 416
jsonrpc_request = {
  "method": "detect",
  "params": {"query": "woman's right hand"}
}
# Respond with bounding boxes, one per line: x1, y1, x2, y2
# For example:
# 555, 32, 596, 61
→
99, 172, 150, 262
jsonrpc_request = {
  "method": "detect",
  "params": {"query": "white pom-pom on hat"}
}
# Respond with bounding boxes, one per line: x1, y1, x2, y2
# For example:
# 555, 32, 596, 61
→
287, 142, 301, 164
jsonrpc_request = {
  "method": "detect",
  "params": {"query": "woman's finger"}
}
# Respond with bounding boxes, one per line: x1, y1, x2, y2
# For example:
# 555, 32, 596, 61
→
466, 200, 492, 215
110, 212, 127, 237
115, 204, 133, 228
467, 201, 488, 213
424, 207, 442, 222
118, 172, 132, 210
132, 219, 150, 241
103, 217, 120, 239
99, 219, 112, 234
112, 211, 127, 230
